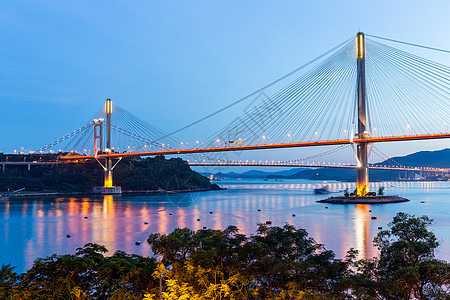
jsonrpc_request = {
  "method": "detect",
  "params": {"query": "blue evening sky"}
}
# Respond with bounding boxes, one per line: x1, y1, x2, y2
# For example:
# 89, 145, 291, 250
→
1, 0, 449, 163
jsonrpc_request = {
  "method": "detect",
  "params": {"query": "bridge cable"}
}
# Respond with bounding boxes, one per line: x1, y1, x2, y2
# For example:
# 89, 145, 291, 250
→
366, 34, 450, 54
158, 37, 354, 140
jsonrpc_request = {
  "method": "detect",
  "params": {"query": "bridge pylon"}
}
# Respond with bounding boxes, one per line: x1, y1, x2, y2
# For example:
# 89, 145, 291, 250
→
92, 98, 122, 194
356, 32, 369, 196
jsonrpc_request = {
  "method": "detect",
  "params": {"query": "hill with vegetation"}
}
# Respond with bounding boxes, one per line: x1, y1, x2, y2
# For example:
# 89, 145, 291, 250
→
0, 154, 218, 193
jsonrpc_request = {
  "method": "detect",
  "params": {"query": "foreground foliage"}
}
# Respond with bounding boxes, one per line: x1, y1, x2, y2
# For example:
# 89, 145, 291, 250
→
1, 213, 449, 299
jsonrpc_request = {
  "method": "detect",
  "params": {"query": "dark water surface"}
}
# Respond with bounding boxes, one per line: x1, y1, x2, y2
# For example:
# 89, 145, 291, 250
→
1, 179, 449, 273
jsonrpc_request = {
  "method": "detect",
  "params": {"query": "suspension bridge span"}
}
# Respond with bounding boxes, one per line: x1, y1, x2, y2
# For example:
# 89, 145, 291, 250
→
34, 32, 449, 195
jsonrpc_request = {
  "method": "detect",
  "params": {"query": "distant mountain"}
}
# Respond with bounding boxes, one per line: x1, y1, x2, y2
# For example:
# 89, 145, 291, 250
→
199, 168, 310, 178
375, 148, 450, 168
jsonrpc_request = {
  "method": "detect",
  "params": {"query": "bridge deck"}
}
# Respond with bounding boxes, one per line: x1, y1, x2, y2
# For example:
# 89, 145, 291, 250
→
60, 133, 450, 161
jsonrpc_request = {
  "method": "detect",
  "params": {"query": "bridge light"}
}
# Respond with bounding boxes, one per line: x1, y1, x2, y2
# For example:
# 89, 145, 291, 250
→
104, 177, 113, 188
106, 99, 112, 114
356, 32, 364, 60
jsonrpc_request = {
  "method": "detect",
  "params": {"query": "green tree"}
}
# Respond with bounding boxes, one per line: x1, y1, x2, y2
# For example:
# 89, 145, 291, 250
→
243, 223, 353, 299
96, 251, 157, 299
357, 212, 450, 299
0, 263, 18, 299
147, 224, 353, 299
13, 254, 94, 299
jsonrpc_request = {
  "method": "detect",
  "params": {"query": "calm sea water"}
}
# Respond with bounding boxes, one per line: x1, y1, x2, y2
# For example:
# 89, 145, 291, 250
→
1, 179, 449, 273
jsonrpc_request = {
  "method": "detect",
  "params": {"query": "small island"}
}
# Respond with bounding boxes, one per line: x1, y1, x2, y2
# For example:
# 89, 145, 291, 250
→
317, 195, 409, 204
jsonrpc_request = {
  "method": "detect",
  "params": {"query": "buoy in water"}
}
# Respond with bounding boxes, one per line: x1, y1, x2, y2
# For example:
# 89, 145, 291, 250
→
369, 210, 372, 212
258, 209, 261, 212
292, 214, 296, 217
66, 234, 71, 238
169, 213, 172, 215
144, 222, 148, 225
420, 201, 425, 203
325, 207, 328, 209
197, 218, 201, 221
210, 211, 213, 214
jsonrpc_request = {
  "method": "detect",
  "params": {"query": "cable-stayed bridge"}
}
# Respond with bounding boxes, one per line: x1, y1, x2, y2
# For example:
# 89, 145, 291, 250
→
32, 33, 450, 195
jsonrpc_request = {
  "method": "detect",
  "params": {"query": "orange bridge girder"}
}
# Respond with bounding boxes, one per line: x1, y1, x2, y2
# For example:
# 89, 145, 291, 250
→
60, 133, 450, 161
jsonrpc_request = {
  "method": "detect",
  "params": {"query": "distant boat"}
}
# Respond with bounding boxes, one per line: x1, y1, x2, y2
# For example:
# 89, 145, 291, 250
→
314, 184, 330, 194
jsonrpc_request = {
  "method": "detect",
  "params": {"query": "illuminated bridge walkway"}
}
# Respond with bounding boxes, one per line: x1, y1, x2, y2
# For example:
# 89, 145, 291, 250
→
34, 33, 450, 195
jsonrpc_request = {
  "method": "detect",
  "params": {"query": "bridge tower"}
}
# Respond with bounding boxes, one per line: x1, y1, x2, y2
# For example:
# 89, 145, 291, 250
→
356, 32, 369, 196
92, 98, 122, 194
93, 118, 104, 154
105, 98, 113, 188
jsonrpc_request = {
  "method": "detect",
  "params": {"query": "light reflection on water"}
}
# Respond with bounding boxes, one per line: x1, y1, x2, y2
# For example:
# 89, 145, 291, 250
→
0, 179, 449, 273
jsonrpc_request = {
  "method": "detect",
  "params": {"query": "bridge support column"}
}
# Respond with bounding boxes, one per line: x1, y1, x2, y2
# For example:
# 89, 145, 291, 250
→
104, 99, 113, 188
104, 158, 113, 187
356, 32, 369, 196
92, 98, 121, 194
93, 118, 104, 154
